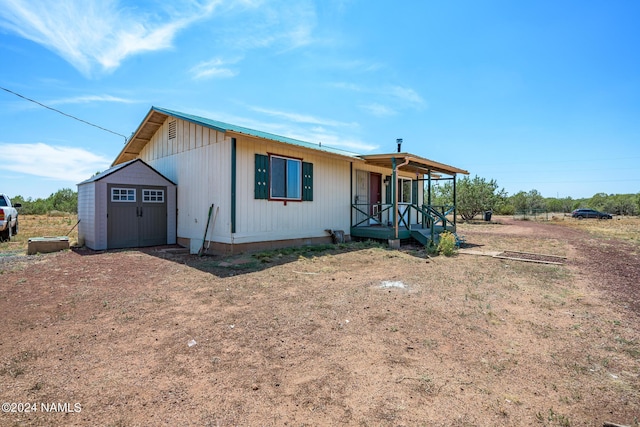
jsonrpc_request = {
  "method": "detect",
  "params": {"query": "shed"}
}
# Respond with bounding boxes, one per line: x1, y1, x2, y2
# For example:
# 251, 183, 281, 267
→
77, 159, 177, 250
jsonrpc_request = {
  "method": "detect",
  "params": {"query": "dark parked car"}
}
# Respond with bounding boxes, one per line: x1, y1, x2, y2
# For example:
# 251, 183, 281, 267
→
571, 208, 612, 219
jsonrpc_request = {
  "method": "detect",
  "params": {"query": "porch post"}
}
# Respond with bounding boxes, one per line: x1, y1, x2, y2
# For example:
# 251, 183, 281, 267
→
392, 157, 398, 239
453, 173, 457, 227
427, 170, 432, 206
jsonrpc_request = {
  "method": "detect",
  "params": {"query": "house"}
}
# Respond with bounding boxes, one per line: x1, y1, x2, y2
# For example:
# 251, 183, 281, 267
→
78, 106, 468, 254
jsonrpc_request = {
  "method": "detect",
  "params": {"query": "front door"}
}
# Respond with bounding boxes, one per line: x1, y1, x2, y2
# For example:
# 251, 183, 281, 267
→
107, 185, 167, 249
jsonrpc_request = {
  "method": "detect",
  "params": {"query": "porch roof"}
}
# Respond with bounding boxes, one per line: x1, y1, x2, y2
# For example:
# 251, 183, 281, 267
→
359, 153, 469, 176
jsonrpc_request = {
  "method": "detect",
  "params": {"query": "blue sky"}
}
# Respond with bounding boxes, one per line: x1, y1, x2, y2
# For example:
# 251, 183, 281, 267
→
0, 0, 638, 200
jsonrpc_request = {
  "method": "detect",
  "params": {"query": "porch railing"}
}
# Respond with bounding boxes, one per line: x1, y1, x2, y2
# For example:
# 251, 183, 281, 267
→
352, 203, 456, 230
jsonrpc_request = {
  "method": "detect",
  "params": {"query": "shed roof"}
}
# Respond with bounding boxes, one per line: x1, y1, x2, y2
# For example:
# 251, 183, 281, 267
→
78, 158, 176, 186
113, 106, 362, 166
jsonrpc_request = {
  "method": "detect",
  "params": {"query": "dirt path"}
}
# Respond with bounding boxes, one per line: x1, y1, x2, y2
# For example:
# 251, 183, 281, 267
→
0, 219, 639, 426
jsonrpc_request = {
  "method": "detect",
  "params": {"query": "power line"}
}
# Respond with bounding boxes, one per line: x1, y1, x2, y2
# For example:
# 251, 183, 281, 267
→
1, 85, 128, 142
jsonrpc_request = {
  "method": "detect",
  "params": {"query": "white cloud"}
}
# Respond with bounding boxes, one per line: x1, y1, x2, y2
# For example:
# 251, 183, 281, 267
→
300, 127, 378, 153
190, 57, 241, 80
249, 106, 356, 127
215, 0, 317, 52
246, 105, 377, 151
187, 107, 376, 153
331, 82, 426, 110
0, 0, 220, 77
49, 95, 137, 105
360, 103, 396, 117
386, 85, 425, 106
0, 142, 112, 183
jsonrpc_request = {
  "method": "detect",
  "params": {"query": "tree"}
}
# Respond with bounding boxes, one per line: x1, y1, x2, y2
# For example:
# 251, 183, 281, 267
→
589, 193, 608, 211
50, 188, 77, 213
510, 189, 545, 214
454, 175, 507, 220
560, 196, 575, 213
6, 189, 77, 214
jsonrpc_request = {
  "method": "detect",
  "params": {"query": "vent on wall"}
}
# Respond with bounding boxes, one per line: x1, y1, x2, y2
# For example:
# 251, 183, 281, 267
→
168, 120, 177, 140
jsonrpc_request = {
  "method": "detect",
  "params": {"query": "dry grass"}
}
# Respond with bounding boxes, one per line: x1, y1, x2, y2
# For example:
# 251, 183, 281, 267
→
0, 214, 79, 256
506, 212, 640, 244
555, 215, 640, 244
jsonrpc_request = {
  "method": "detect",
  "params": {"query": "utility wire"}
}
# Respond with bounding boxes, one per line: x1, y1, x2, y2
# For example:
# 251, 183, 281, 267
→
1, 85, 128, 142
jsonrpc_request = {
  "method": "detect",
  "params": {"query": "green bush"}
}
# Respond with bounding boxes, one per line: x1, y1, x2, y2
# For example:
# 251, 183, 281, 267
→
11, 188, 77, 215
437, 231, 457, 256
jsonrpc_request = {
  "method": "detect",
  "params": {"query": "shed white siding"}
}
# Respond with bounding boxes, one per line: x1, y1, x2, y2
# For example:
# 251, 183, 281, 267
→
77, 182, 96, 248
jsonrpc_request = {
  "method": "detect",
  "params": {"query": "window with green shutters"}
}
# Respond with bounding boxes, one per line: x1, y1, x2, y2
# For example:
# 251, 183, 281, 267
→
254, 153, 313, 201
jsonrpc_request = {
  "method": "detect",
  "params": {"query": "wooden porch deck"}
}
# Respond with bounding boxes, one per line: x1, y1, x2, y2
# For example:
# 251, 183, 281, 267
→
350, 224, 456, 244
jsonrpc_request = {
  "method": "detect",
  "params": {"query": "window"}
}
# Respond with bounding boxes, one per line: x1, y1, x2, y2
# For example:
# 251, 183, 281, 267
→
270, 155, 301, 200
111, 188, 136, 202
143, 189, 164, 203
397, 178, 413, 203
255, 154, 313, 201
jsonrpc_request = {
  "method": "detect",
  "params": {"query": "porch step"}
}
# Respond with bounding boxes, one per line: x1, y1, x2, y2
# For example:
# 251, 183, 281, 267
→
410, 229, 434, 246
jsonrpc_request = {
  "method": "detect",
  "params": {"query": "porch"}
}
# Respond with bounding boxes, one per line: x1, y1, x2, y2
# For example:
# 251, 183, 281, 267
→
350, 202, 457, 245
350, 152, 469, 247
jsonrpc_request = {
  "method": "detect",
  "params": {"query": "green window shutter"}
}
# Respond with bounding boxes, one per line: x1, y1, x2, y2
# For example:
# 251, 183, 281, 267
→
255, 154, 269, 199
302, 161, 313, 201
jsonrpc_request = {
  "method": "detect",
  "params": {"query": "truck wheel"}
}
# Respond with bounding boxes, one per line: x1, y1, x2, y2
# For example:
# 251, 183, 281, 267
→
1, 222, 10, 242
11, 218, 18, 235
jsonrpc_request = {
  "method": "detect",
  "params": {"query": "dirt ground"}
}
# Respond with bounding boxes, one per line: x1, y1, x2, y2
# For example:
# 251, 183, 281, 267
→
0, 217, 639, 426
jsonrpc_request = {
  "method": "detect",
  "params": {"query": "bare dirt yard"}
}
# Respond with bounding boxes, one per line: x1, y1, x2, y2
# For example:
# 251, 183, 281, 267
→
0, 215, 639, 426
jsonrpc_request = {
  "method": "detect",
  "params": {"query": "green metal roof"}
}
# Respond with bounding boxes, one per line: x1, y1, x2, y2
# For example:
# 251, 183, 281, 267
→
153, 107, 362, 159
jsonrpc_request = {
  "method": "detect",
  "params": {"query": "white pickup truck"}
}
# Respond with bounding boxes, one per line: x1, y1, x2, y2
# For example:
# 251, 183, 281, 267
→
0, 194, 21, 241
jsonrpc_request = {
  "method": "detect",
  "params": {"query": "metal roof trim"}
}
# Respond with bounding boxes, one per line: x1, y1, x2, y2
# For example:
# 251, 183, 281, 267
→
79, 158, 177, 186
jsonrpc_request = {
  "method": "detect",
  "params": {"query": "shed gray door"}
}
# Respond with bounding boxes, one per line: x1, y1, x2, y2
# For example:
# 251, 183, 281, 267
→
107, 185, 167, 249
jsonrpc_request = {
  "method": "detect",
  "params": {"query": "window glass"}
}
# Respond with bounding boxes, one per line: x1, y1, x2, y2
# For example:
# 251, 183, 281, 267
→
271, 157, 286, 198
397, 179, 412, 203
270, 155, 301, 200
143, 189, 164, 203
402, 179, 412, 203
287, 159, 301, 199
111, 188, 136, 202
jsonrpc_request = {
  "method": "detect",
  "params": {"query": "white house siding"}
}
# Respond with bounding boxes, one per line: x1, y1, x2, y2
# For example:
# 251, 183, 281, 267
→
137, 115, 354, 252
233, 137, 352, 244
139, 117, 232, 253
